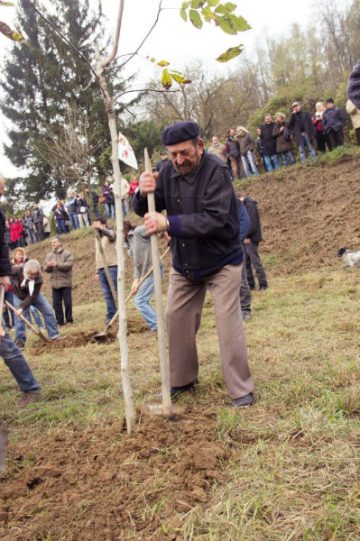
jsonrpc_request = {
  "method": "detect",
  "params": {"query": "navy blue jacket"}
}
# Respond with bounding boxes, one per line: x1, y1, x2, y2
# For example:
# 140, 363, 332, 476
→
323, 107, 346, 133
133, 152, 242, 281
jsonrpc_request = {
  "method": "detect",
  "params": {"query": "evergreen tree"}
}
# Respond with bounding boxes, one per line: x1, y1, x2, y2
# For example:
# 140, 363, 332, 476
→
1, 0, 130, 200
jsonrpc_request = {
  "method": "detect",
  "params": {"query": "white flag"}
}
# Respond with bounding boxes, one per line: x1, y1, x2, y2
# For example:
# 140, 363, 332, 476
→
118, 132, 138, 170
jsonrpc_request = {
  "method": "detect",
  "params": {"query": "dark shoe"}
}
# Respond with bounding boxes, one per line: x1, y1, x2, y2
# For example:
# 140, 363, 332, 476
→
18, 390, 41, 406
259, 285, 268, 291
15, 339, 25, 350
249, 285, 256, 291
170, 380, 197, 398
232, 392, 254, 408
242, 311, 252, 321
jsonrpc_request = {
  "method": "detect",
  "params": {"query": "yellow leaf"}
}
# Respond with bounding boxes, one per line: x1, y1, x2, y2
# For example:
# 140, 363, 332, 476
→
161, 68, 172, 89
170, 72, 192, 85
157, 60, 170, 67
216, 44, 244, 62
0, 20, 24, 42
0, 1, 15, 6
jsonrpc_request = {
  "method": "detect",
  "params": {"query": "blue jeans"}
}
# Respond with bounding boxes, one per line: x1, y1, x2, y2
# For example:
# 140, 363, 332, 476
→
14, 294, 59, 343
56, 219, 67, 234
279, 150, 296, 166
30, 306, 44, 328
134, 275, 158, 331
0, 332, 40, 392
298, 132, 316, 161
98, 266, 118, 323
104, 203, 115, 219
263, 154, 279, 172
241, 151, 259, 177
69, 212, 79, 229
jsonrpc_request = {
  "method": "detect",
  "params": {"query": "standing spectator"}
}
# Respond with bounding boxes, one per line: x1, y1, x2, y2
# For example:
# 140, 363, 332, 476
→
347, 59, 360, 108
10, 218, 21, 248
312, 101, 327, 152
120, 177, 130, 216
134, 120, 254, 408
288, 101, 317, 160
155, 150, 170, 173
83, 184, 100, 219
44, 237, 74, 326
259, 114, 279, 172
0, 172, 40, 403
76, 192, 90, 227
346, 99, 360, 146
225, 128, 241, 180
272, 112, 296, 166
93, 217, 118, 325
323, 98, 346, 150
238, 199, 252, 321
124, 220, 161, 331
208, 136, 227, 163
236, 127, 259, 177
32, 204, 44, 241
255, 128, 266, 172
23, 210, 36, 244
42, 215, 51, 239
12, 259, 61, 349
240, 195, 268, 291
129, 176, 139, 209
65, 190, 80, 230
101, 178, 115, 219
53, 200, 69, 235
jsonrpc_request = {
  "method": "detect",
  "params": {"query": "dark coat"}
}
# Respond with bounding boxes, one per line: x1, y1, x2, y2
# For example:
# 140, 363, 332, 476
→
288, 111, 316, 145
348, 59, 360, 109
237, 133, 255, 154
323, 107, 346, 133
272, 122, 293, 153
133, 152, 242, 280
225, 136, 240, 158
0, 206, 12, 277
11, 266, 43, 309
260, 123, 277, 155
241, 197, 263, 244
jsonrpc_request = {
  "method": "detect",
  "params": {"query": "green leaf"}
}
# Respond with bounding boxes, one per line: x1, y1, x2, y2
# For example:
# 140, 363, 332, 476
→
206, 0, 220, 6
161, 68, 173, 89
224, 2, 237, 12
201, 6, 214, 21
157, 59, 170, 67
170, 71, 192, 85
229, 14, 251, 32
180, 7, 187, 21
147, 56, 156, 63
0, 21, 24, 41
181, 1, 190, 8
216, 15, 237, 34
191, 0, 205, 7
214, 4, 228, 14
216, 44, 244, 62
189, 9, 203, 29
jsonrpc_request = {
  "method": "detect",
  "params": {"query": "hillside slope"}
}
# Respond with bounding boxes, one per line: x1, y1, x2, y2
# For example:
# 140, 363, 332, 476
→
24, 151, 360, 303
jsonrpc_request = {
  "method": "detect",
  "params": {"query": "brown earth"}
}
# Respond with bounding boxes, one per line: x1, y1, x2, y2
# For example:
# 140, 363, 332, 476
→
1, 408, 230, 541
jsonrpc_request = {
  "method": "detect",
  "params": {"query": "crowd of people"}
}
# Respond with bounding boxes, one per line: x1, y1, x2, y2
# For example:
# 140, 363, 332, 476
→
208, 97, 360, 180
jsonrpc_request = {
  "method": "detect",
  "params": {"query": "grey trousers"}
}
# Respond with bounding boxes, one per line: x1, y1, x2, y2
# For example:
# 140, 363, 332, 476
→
167, 264, 254, 399
244, 242, 268, 288
240, 263, 252, 314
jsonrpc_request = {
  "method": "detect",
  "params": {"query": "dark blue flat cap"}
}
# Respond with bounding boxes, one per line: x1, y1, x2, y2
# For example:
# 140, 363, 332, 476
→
348, 60, 360, 109
162, 121, 200, 146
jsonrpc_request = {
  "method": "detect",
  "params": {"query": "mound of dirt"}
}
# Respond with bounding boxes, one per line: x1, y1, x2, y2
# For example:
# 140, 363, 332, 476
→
240, 156, 360, 275
0, 409, 229, 540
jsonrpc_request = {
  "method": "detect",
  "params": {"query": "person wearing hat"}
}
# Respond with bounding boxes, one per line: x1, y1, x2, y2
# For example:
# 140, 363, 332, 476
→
43, 237, 74, 326
133, 120, 254, 408
288, 101, 316, 160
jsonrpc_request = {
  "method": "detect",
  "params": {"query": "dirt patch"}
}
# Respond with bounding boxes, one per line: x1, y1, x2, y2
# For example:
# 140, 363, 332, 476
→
0, 409, 229, 540
240, 158, 360, 275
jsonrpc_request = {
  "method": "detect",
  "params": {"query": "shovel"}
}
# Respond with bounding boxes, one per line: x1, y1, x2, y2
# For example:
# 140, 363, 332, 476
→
6, 300, 51, 343
94, 246, 170, 342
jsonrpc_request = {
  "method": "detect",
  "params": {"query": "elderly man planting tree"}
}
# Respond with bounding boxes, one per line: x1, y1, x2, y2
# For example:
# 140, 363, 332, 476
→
133, 121, 254, 408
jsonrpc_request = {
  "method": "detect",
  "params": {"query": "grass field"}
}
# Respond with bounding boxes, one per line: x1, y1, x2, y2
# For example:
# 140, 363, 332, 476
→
1, 262, 359, 540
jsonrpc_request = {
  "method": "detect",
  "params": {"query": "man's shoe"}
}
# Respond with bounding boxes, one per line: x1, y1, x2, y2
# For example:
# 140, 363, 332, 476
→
18, 390, 41, 406
259, 285, 268, 291
15, 339, 25, 350
170, 380, 197, 398
242, 311, 252, 321
232, 392, 254, 408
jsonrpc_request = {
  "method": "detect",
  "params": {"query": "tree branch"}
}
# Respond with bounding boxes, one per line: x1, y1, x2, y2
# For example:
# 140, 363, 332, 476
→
118, 0, 163, 70
102, 0, 125, 68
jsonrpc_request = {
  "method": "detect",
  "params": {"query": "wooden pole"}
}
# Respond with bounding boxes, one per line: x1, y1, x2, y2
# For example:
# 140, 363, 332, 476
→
144, 148, 172, 416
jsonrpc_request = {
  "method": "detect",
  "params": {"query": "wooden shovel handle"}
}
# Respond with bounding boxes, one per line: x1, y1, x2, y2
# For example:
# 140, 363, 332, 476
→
5, 300, 50, 342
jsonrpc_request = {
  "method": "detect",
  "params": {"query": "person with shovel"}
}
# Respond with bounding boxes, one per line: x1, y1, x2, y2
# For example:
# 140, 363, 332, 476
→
134, 121, 254, 408
0, 172, 40, 403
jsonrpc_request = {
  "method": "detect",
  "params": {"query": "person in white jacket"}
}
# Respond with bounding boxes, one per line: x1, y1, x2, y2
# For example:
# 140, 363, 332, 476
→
346, 99, 360, 146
